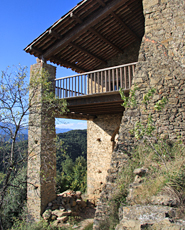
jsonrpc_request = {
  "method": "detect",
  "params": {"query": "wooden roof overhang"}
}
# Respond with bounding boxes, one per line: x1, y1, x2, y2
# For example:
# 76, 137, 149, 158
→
24, 0, 144, 73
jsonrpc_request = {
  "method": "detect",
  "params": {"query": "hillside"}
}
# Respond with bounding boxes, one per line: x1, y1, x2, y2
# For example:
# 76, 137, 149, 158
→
57, 129, 87, 161
0, 129, 87, 173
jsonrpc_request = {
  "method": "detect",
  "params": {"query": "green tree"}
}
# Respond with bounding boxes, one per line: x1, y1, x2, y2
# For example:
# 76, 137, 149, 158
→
0, 65, 67, 229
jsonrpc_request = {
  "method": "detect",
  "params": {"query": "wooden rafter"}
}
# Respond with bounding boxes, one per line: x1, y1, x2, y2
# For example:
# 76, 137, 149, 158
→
96, 0, 106, 7
56, 111, 96, 120
48, 29, 107, 68
49, 29, 61, 39
42, 0, 127, 59
50, 56, 86, 73
111, 12, 140, 41
69, 42, 107, 65
30, 46, 42, 55
70, 12, 83, 24
89, 28, 122, 53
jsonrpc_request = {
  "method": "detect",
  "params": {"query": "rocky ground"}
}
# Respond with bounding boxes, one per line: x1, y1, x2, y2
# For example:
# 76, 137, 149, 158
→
42, 190, 95, 229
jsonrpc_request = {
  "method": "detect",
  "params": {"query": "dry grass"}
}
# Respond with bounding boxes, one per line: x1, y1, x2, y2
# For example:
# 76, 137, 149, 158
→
125, 141, 185, 205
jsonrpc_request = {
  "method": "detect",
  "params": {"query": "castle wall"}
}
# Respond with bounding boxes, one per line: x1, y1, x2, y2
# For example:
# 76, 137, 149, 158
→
94, 0, 185, 228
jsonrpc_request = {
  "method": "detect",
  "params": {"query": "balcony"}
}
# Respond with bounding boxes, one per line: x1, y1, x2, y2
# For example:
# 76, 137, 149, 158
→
55, 62, 137, 119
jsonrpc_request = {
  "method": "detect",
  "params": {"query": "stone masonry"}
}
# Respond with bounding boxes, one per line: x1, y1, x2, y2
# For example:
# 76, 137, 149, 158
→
27, 60, 57, 221
87, 114, 122, 200
94, 0, 185, 228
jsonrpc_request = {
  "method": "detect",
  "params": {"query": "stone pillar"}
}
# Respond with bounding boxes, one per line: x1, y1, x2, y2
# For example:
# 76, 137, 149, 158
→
87, 113, 122, 200
27, 59, 57, 221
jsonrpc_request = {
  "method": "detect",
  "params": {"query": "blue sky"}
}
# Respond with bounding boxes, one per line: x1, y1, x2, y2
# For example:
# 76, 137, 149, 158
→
0, 0, 87, 130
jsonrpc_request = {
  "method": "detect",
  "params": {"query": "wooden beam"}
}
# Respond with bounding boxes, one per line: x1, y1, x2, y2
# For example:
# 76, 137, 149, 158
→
96, 0, 106, 7
111, 12, 140, 41
69, 42, 107, 65
89, 28, 122, 53
70, 12, 83, 24
55, 111, 96, 120
43, 0, 127, 59
30, 46, 42, 55
49, 29, 61, 39
50, 56, 86, 73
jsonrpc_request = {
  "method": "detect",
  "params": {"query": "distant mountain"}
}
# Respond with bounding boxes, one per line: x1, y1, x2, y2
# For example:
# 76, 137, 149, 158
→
56, 128, 72, 134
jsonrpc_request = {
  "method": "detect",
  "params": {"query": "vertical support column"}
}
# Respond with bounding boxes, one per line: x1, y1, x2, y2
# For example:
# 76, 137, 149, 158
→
27, 59, 56, 221
87, 113, 122, 201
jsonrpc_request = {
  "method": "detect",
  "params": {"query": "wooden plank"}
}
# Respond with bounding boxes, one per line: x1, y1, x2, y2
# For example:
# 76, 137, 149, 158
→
49, 29, 61, 39
78, 76, 80, 96
108, 69, 111, 91
112, 69, 115, 91
65, 78, 67, 97
56, 112, 96, 120
105, 70, 107, 92
81, 75, 83, 95
69, 77, 71, 97
59, 80, 61, 98
84, 74, 86, 95
43, 0, 125, 59
30, 46, 42, 55
87, 74, 89, 95
72, 77, 73, 97
69, 42, 107, 64
101, 71, 103, 93
89, 28, 122, 53
116, 68, 119, 90
111, 12, 140, 41
94, 73, 96, 93
124, 66, 127, 89
70, 13, 83, 24
128, 65, 131, 88
96, 0, 106, 7
120, 67, 123, 89
62, 79, 64, 98
90, 73, 93, 94
50, 56, 86, 73
97, 72, 100, 93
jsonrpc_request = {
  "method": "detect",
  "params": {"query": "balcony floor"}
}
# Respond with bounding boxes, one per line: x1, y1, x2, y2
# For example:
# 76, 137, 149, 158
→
55, 91, 128, 120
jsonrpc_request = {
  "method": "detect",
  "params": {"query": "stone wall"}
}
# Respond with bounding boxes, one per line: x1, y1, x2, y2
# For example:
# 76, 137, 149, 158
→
27, 60, 57, 221
99, 41, 142, 69
94, 0, 185, 228
87, 114, 122, 200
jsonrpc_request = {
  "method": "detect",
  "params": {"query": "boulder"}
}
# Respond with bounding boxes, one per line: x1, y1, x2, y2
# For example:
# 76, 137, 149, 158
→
42, 209, 52, 220
133, 168, 148, 176
118, 205, 176, 225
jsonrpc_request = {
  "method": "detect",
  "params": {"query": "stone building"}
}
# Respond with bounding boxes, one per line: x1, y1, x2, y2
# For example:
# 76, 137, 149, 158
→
24, 0, 185, 224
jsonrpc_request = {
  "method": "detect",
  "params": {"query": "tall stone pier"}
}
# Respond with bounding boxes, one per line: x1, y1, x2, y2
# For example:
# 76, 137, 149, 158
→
27, 60, 57, 221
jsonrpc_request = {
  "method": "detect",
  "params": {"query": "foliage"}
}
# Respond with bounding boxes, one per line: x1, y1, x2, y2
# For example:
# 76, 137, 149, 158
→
1, 167, 27, 230
57, 130, 87, 171
56, 155, 87, 193
29, 68, 68, 117
119, 84, 139, 109
11, 218, 66, 230
56, 130, 87, 193
98, 87, 184, 229
0, 65, 68, 229
83, 223, 93, 230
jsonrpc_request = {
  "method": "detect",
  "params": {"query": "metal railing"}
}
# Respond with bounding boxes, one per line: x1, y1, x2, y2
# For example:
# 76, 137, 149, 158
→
55, 62, 137, 98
